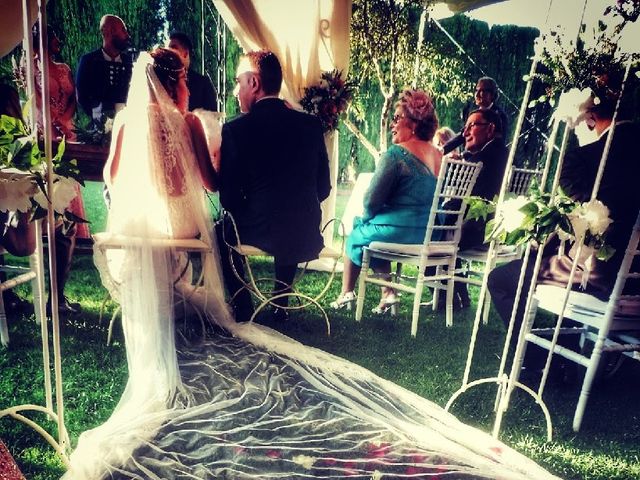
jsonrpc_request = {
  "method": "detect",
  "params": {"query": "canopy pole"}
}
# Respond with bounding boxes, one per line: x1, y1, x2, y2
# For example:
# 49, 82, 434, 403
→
201, 0, 205, 74
36, 0, 68, 452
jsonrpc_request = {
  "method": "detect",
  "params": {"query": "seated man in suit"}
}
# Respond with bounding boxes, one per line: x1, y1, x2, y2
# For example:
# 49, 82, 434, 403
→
443, 76, 509, 155
218, 50, 331, 321
445, 108, 508, 308
488, 86, 640, 373
167, 31, 217, 112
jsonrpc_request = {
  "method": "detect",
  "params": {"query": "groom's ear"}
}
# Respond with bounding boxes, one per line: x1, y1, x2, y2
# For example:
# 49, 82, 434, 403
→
249, 73, 261, 94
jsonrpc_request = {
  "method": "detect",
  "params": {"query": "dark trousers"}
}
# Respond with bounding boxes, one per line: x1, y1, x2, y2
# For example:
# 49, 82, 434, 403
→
488, 256, 578, 370
54, 222, 76, 300
215, 218, 297, 321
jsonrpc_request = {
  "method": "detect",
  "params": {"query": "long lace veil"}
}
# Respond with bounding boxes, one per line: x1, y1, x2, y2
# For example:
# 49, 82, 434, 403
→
70, 52, 233, 477
66, 53, 558, 480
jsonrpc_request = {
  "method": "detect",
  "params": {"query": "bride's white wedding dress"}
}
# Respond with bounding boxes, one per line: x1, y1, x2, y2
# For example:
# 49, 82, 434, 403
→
65, 54, 558, 480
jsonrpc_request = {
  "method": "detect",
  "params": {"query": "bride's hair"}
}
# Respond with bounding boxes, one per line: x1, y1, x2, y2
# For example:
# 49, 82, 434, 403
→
150, 47, 185, 104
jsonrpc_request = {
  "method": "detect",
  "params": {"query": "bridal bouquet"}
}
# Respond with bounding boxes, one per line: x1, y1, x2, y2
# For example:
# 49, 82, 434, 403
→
300, 69, 354, 133
0, 114, 84, 222
466, 186, 614, 261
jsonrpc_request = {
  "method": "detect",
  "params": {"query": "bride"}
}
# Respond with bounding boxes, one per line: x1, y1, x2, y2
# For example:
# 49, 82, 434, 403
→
65, 49, 558, 479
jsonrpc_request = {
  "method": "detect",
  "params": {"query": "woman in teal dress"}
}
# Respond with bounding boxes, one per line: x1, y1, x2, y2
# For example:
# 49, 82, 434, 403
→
331, 89, 442, 313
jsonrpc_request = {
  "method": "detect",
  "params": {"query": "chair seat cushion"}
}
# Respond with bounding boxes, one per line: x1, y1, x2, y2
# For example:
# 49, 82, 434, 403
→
535, 284, 640, 323
367, 241, 456, 257
93, 233, 210, 252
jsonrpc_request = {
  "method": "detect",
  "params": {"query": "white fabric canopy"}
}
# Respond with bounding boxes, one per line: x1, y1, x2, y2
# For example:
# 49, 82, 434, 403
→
212, 0, 351, 107
0, 0, 39, 58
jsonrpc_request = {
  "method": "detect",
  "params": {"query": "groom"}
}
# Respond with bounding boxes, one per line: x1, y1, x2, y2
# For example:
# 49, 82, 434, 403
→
218, 50, 331, 321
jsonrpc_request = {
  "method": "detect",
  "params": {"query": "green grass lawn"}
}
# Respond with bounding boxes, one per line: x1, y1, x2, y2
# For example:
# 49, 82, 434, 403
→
1, 185, 640, 480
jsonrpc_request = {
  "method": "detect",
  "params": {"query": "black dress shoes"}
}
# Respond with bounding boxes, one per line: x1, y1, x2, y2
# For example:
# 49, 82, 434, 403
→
2, 290, 30, 312
47, 296, 82, 315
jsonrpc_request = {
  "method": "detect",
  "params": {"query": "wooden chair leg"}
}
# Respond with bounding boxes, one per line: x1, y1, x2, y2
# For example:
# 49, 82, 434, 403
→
0, 295, 8, 347
355, 250, 370, 322
445, 262, 455, 327
481, 290, 492, 325
573, 334, 607, 431
411, 274, 426, 337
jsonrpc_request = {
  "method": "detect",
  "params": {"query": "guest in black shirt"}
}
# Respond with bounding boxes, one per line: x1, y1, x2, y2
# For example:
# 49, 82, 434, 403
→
167, 31, 218, 112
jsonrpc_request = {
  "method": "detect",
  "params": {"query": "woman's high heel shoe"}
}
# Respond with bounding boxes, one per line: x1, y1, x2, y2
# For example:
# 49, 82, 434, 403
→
330, 291, 356, 310
372, 294, 400, 315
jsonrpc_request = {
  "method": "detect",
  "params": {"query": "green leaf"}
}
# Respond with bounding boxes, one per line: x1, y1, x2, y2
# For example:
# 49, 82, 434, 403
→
53, 138, 66, 162
466, 197, 494, 221
520, 201, 539, 217
7, 137, 33, 170
596, 244, 615, 261
504, 228, 528, 246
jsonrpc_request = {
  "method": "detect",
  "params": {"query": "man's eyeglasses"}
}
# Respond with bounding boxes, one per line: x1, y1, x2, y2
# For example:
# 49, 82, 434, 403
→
464, 121, 491, 130
475, 88, 492, 95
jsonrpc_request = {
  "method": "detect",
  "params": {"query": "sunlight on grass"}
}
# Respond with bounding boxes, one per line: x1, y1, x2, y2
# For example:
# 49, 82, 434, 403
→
2, 186, 640, 480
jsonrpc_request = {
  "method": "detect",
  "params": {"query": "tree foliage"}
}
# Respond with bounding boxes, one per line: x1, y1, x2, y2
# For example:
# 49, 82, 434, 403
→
343, 3, 542, 178
165, 0, 241, 116
47, 0, 164, 74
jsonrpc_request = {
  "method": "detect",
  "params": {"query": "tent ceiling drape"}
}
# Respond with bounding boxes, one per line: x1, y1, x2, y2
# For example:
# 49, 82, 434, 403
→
212, 0, 352, 107
0, 0, 39, 57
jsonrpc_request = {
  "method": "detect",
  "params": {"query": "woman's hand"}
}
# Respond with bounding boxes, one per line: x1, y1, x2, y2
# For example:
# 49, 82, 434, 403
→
185, 112, 219, 192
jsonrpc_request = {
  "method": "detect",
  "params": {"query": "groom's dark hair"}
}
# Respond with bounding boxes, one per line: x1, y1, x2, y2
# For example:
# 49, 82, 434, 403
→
244, 50, 282, 95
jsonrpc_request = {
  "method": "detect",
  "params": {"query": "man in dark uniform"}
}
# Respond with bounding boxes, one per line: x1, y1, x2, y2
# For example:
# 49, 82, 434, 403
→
76, 15, 134, 121
167, 31, 217, 112
218, 50, 331, 321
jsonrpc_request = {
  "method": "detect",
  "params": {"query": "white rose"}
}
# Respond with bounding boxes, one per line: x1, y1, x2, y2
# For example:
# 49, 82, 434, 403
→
0, 176, 37, 212
33, 175, 79, 214
554, 88, 593, 128
568, 199, 612, 240
568, 206, 588, 241
292, 455, 316, 469
496, 196, 528, 233
581, 199, 612, 236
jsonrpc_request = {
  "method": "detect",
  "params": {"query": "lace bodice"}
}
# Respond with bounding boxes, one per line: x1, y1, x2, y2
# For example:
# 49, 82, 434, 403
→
148, 105, 199, 238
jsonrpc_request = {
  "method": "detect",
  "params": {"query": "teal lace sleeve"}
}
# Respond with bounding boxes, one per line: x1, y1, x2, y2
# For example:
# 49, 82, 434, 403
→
362, 148, 399, 222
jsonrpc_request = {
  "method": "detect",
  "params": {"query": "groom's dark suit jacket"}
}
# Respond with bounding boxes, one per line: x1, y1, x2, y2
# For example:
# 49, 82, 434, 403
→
220, 98, 331, 265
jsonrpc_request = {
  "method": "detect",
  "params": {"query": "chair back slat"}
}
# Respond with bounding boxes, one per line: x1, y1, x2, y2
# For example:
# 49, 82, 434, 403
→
611, 210, 640, 317
508, 166, 542, 196
423, 158, 483, 248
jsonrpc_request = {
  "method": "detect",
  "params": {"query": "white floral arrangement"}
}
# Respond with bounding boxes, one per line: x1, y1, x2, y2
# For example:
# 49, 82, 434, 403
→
467, 187, 615, 264
0, 114, 83, 222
